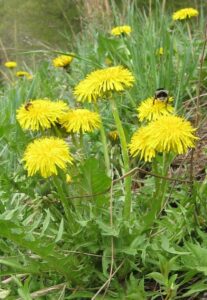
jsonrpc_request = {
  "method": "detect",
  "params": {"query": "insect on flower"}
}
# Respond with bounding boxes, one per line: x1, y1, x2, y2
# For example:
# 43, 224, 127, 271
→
153, 88, 169, 105
24, 102, 32, 111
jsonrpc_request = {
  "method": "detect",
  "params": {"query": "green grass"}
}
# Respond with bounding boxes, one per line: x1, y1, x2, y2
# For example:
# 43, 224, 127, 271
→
0, 1, 207, 299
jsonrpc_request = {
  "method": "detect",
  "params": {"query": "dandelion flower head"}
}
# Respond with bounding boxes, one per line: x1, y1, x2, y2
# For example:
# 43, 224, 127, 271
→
108, 130, 119, 141
129, 127, 156, 162
156, 47, 164, 56
137, 97, 174, 122
53, 55, 73, 68
147, 115, 198, 154
74, 66, 135, 103
4, 61, 17, 68
66, 174, 72, 183
16, 71, 33, 80
22, 137, 73, 178
16, 99, 68, 131
172, 8, 199, 20
111, 25, 132, 36
59, 108, 101, 133
129, 115, 198, 161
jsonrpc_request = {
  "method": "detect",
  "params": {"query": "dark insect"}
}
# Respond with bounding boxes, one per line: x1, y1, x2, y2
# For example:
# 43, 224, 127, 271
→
153, 88, 169, 105
24, 102, 32, 111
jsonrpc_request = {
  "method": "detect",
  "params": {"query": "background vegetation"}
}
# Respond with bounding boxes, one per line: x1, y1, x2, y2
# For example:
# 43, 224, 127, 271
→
0, 0, 206, 58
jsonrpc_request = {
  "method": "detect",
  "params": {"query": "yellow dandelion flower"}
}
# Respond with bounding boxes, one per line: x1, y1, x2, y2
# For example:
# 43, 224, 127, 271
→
53, 55, 73, 68
16, 71, 33, 80
22, 137, 73, 178
156, 47, 164, 56
111, 25, 132, 36
66, 174, 72, 183
172, 8, 199, 21
4, 61, 17, 68
137, 97, 174, 122
129, 127, 156, 162
74, 66, 135, 102
16, 99, 68, 131
59, 108, 101, 133
129, 115, 198, 161
147, 115, 198, 154
108, 130, 119, 141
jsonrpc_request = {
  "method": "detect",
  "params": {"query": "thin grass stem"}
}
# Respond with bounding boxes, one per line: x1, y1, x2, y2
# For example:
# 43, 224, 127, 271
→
94, 103, 110, 175
110, 98, 132, 220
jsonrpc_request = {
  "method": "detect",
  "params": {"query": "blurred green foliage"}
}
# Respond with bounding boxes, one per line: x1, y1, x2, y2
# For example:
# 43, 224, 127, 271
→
0, 0, 206, 60
0, 0, 80, 53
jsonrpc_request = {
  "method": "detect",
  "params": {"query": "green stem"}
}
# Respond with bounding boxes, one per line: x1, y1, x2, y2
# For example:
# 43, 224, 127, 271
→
79, 131, 84, 150
157, 153, 172, 212
71, 133, 78, 147
144, 154, 172, 229
94, 104, 110, 175
199, 175, 207, 195
53, 176, 73, 229
110, 98, 132, 220
53, 125, 62, 138
152, 159, 161, 196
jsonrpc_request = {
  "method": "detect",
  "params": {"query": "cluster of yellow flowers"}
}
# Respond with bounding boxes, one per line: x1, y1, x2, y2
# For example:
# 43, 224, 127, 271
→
73, 66, 198, 163
16, 98, 101, 178
4, 61, 33, 79
17, 60, 198, 176
16, 6, 199, 178
17, 99, 101, 133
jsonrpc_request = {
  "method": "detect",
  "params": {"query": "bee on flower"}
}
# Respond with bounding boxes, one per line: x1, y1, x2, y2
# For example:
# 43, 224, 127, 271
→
137, 92, 174, 122
16, 99, 68, 131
